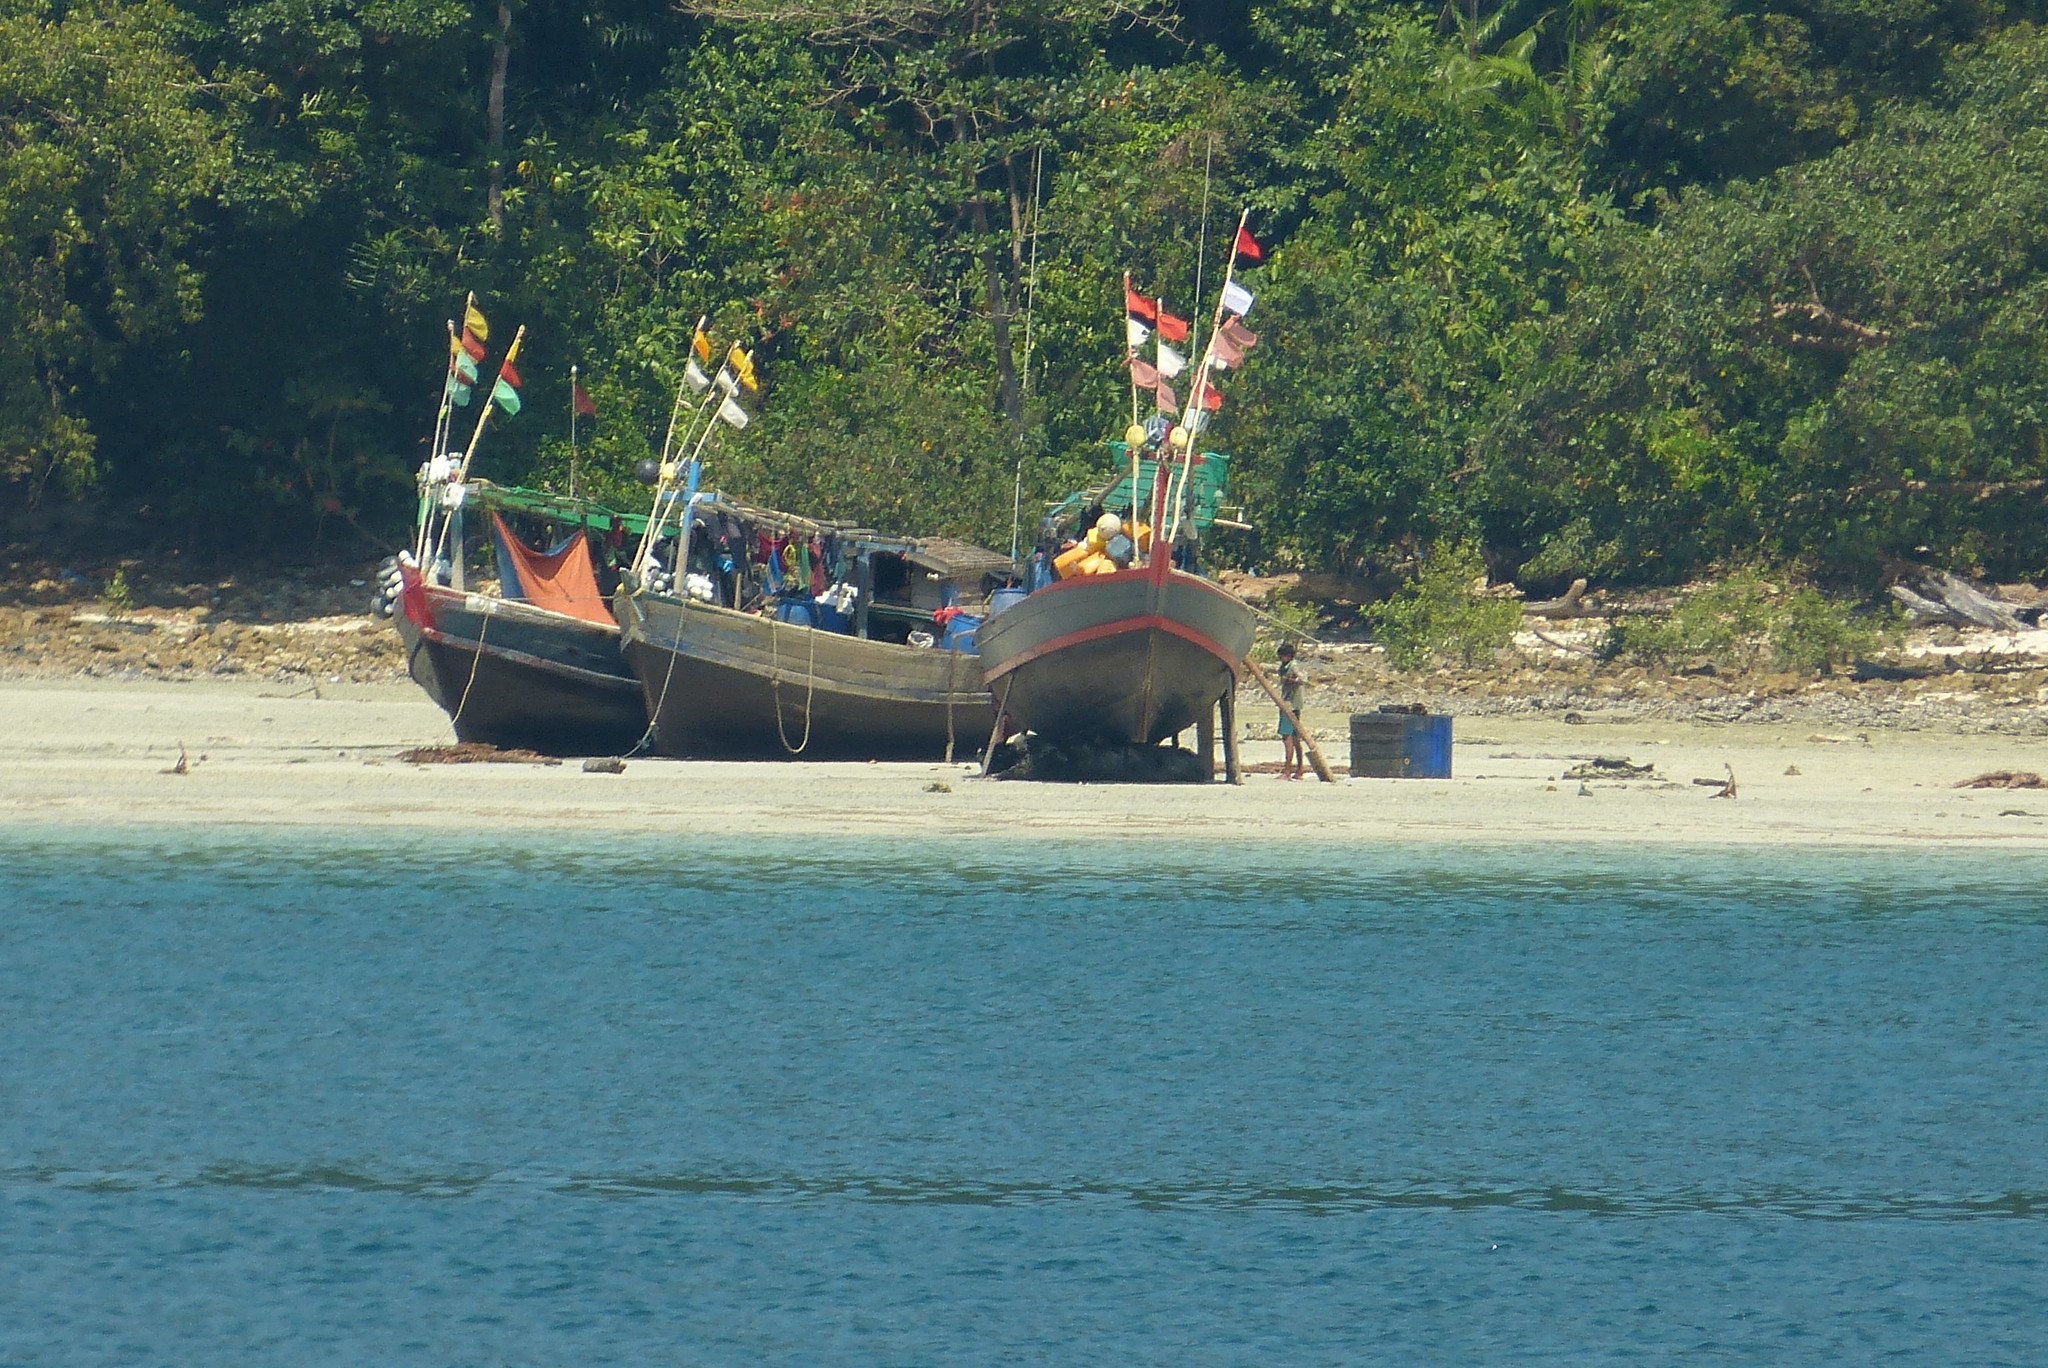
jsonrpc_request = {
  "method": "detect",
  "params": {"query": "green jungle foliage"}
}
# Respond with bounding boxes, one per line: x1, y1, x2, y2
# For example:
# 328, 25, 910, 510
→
1600, 566, 1895, 673
1364, 540, 1521, 669
5, 0, 2048, 587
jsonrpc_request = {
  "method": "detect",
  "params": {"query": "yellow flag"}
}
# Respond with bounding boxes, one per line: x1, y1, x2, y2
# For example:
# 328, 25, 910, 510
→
727, 344, 758, 393
464, 299, 489, 342
692, 318, 712, 365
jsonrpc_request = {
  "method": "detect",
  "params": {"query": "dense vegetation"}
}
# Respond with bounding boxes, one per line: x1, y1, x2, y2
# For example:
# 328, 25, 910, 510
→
7, 0, 2048, 588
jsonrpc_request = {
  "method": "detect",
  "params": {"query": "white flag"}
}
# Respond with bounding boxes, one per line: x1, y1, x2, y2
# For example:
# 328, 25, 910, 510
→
714, 366, 738, 397
1221, 280, 1254, 317
1126, 318, 1151, 348
716, 394, 751, 429
684, 357, 712, 394
1155, 341, 1186, 378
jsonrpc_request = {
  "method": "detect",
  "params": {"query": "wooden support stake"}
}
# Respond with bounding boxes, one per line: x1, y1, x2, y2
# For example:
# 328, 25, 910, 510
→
1197, 702, 1216, 780
979, 676, 1016, 776
1242, 656, 1334, 783
1219, 686, 1243, 785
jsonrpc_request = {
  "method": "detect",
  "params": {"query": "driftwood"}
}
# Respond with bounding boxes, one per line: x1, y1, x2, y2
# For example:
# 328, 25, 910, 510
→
1692, 763, 1738, 798
1955, 770, 2045, 790
1242, 656, 1335, 782
1890, 571, 2038, 631
1523, 578, 1593, 618
398, 743, 562, 765
1563, 756, 1655, 780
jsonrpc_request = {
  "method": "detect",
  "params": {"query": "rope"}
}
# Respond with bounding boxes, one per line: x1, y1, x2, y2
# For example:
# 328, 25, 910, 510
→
943, 647, 957, 764
770, 614, 816, 755
626, 589, 684, 757
449, 602, 490, 728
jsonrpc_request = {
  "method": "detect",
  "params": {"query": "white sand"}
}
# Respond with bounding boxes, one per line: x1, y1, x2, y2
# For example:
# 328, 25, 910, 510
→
2, 676, 2046, 847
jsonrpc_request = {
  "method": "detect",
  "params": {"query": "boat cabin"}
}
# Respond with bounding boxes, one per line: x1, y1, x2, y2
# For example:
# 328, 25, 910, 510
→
638, 494, 1016, 649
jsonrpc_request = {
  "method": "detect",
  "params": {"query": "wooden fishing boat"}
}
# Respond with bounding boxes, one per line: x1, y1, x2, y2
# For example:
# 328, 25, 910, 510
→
614, 496, 1008, 760
976, 229, 1267, 754
976, 550, 1254, 746
381, 482, 649, 756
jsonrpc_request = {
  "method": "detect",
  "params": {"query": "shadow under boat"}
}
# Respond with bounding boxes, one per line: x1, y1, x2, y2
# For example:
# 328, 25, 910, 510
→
614, 498, 1010, 760
383, 482, 649, 756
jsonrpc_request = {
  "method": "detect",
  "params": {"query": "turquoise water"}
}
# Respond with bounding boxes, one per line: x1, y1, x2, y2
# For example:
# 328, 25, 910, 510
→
1, 829, 2042, 1364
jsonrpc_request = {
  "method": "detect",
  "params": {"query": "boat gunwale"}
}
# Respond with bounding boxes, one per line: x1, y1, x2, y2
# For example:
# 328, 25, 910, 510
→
618, 589, 989, 707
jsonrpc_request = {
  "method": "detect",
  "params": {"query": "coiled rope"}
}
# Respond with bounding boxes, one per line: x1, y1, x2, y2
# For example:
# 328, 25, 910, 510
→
770, 615, 816, 755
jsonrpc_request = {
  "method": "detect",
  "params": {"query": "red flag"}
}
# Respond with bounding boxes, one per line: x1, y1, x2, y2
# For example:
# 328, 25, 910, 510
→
1128, 356, 1160, 389
1154, 379, 1179, 416
1124, 282, 1157, 324
572, 380, 597, 418
461, 330, 487, 362
1234, 226, 1264, 263
1197, 383, 1223, 412
1155, 308, 1189, 343
498, 358, 522, 388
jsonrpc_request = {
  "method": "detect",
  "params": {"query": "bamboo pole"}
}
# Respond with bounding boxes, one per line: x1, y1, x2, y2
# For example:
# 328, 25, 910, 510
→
1242, 655, 1334, 782
416, 317, 463, 564
636, 348, 752, 579
426, 323, 525, 573
1125, 271, 1141, 431
455, 324, 524, 484
1168, 207, 1252, 546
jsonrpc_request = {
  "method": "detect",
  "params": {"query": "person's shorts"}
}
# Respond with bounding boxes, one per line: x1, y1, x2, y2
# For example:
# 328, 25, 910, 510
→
1278, 711, 1298, 737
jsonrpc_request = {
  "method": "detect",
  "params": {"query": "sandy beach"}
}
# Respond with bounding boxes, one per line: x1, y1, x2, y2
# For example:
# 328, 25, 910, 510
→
4, 674, 2046, 847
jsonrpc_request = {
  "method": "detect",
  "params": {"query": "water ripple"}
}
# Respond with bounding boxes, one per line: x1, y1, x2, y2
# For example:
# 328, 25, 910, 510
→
5, 1163, 2040, 1222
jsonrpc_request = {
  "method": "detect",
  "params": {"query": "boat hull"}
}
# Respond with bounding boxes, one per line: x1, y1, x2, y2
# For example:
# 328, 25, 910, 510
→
394, 572, 647, 755
975, 565, 1255, 745
616, 589, 994, 760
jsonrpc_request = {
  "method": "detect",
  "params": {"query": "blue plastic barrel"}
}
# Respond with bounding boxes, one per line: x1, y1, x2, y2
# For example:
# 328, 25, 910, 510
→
1349, 712, 1453, 778
774, 599, 818, 629
943, 613, 982, 653
988, 587, 1028, 617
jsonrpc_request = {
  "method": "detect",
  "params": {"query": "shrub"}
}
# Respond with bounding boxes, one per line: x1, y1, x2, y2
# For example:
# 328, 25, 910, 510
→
1366, 541, 1521, 670
103, 568, 134, 612
1601, 568, 1889, 673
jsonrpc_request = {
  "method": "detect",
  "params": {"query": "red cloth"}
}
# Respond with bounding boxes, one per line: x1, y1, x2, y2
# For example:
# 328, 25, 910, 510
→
1124, 282, 1157, 323
491, 514, 613, 626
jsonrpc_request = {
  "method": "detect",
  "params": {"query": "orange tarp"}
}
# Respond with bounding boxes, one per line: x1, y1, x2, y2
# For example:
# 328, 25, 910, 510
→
491, 513, 614, 626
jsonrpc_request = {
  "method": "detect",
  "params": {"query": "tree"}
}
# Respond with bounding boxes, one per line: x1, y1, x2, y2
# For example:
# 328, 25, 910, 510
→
0, 0, 232, 500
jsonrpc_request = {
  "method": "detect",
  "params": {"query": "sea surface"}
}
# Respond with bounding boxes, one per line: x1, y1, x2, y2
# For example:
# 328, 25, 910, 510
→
0, 827, 2042, 1365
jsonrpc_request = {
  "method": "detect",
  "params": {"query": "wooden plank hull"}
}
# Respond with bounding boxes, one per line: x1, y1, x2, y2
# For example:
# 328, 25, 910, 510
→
975, 566, 1255, 745
393, 572, 647, 755
616, 589, 994, 760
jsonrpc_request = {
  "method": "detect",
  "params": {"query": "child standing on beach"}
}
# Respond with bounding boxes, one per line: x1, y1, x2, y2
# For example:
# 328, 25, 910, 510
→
1276, 642, 1306, 780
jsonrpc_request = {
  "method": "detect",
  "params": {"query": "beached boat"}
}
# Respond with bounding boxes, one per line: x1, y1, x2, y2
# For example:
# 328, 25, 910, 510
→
975, 551, 1253, 745
975, 234, 1263, 751
382, 481, 649, 756
614, 495, 1009, 759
